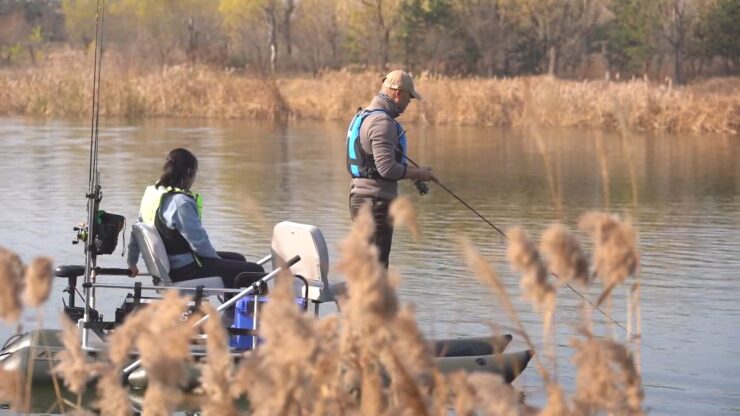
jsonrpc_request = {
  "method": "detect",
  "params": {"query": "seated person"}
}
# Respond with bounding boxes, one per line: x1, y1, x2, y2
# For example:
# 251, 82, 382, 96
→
127, 148, 264, 291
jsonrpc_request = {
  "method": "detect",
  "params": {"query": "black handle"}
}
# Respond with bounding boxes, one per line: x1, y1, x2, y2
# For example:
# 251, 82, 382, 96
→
94, 267, 132, 276
285, 255, 301, 268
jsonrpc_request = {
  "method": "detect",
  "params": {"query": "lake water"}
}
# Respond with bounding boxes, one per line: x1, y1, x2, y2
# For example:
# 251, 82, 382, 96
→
0, 117, 738, 414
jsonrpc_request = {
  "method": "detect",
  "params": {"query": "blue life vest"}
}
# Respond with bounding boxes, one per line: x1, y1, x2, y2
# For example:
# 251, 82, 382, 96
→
346, 108, 407, 179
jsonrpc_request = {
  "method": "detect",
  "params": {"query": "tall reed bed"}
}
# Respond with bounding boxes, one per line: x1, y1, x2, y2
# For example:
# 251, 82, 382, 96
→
0, 50, 737, 134
0, 198, 645, 415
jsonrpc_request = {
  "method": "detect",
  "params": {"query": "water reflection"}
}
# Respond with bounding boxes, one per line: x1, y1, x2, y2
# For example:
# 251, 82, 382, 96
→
0, 117, 738, 414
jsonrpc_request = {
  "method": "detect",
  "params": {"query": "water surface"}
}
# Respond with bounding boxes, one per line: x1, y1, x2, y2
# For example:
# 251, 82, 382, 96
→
0, 117, 738, 414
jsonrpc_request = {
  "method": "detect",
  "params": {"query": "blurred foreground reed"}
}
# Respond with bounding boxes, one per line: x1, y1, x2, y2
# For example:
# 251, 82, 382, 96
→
0, 51, 736, 134
0, 200, 645, 415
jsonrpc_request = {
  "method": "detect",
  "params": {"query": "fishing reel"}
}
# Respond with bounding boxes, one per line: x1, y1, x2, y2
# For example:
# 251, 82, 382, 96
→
414, 180, 430, 196
72, 223, 88, 245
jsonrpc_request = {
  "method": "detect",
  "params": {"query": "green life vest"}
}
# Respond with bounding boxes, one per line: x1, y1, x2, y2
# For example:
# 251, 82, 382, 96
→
140, 185, 203, 226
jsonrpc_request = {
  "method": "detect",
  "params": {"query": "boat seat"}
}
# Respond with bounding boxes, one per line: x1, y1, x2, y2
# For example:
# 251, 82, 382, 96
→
271, 221, 345, 311
131, 222, 225, 291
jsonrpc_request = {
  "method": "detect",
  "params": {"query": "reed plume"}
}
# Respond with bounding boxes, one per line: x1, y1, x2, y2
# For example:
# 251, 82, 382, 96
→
0, 369, 25, 412
448, 371, 521, 416
337, 204, 396, 414
22, 256, 54, 307
381, 347, 429, 416
198, 303, 237, 416
460, 237, 548, 383
390, 196, 420, 239
95, 372, 133, 416
571, 335, 644, 414
54, 315, 102, 396
506, 227, 556, 336
99, 290, 193, 415
539, 383, 571, 416
578, 213, 639, 306
381, 305, 439, 415
0, 247, 24, 322
242, 269, 322, 415
540, 224, 590, 287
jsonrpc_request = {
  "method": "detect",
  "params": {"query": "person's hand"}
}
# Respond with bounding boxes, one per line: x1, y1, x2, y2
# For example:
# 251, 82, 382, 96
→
416, 166, 434, 182
128, 265, 139, 278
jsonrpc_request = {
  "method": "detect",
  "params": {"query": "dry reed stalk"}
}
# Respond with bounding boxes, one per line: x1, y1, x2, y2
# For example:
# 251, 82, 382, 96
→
460, 238, 549, 383
94, 371, 132, 416
64, 408, 97, 416
447, 371, 521, 416
522, 78, 564, 218
594, 134, 611, 209
360, 349, 388, 416
540, 224, 590, 287
506, 227, 556, 330
630, 279, 643, 374
389, 306, 436, 386
379, 305, 440, 415
54, 315, 103, 396
306, 316, 347, 416
22, 256, 54, 307
336, 205, 398, 415
0, 369, 25, 412
198, 303, 237, 416
614, 103, 640, 209
578, 213, 639, 306
380, 347, 429, 416
0, 247, 24, 322
429, 371, 449, 416
242, 270, 323, 415
539, 383, 571, 416
99, 290, 193, 415
447, 372, 475, 416
571, 336, 644, 415
389, 196, 420, 239
338, 205, 398, 330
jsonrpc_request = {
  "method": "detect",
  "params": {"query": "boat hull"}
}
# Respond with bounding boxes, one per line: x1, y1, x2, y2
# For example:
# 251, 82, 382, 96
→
1, 329, 533, 411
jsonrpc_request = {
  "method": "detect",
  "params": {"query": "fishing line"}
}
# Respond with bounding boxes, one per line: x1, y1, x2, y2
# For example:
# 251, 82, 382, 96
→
404, 155, 642, 342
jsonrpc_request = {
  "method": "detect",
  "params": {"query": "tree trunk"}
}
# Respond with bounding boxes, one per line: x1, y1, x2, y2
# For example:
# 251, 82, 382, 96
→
382, 28, 390, 70
547, 44, 558, 75
186, 17, 199, 64
673, 46, 682, 85
283, 0, 295, 58
265, 6, 278, 73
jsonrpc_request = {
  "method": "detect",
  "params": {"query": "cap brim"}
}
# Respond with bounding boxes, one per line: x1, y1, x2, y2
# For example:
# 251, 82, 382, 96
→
410, 90, 422, 100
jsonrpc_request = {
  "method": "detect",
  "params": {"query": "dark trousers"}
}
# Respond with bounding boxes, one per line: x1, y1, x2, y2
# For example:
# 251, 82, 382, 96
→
170, 251, 265, 289
349, 195, 393, 268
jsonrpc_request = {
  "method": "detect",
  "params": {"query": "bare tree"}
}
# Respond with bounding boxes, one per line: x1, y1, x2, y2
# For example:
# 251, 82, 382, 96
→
508, 0, 604, 76
658, 0, 695, 84
359, 0, 402, 69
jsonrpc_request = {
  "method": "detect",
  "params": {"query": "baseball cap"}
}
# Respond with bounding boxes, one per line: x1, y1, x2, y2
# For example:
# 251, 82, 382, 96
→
382, 70, 422, 100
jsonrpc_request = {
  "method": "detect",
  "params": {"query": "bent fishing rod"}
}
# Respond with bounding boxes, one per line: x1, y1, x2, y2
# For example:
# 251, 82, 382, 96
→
405, 155, 637, 339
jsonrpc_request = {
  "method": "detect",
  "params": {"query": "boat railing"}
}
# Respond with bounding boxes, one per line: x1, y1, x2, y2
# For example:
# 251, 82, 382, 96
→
121, 255, 301, 377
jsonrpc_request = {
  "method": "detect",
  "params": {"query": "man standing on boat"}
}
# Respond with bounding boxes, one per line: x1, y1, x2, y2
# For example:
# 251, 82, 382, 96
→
347, 70, 436, 267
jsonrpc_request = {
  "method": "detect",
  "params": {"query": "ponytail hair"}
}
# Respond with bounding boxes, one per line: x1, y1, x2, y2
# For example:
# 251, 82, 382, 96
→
156, 148, 198, 190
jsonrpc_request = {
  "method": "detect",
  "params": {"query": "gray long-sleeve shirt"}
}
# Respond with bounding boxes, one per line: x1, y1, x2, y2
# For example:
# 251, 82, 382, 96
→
127, 192, 218, 269
349, 95, 407, 200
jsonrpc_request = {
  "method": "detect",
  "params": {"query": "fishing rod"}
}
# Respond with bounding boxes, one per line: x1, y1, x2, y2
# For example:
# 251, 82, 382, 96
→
81, 0, 106, 349
405, 155, 637, 339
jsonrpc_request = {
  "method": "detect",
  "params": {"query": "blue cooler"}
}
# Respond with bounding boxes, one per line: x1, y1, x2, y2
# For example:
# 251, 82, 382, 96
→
229, 296, 309, 350
230, 296, 267, 350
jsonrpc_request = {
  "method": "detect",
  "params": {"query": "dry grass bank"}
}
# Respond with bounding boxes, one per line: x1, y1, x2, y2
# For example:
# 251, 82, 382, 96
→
1, 51, 737, 134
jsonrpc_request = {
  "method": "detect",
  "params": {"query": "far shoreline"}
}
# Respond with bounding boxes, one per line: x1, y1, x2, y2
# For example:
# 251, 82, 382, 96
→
1, 53, 737, 135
